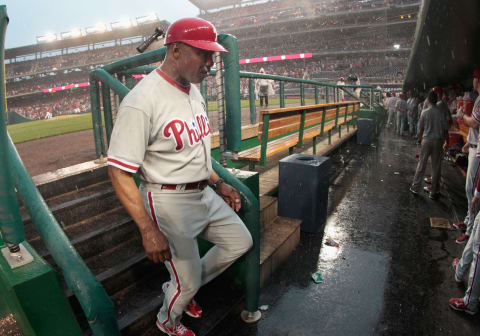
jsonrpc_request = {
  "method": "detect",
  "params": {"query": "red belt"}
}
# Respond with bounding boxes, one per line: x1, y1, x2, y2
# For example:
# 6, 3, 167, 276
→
160, 180, 209, 191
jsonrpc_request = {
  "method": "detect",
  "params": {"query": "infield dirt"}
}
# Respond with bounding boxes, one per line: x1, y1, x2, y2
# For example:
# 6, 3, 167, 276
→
15, 129, 97, 177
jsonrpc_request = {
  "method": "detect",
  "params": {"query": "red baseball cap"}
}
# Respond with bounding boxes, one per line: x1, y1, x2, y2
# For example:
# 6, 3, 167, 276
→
165, 18, 228, 53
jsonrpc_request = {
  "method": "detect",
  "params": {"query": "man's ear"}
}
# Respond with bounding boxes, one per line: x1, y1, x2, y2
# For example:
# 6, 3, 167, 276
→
170, 43, 182, 59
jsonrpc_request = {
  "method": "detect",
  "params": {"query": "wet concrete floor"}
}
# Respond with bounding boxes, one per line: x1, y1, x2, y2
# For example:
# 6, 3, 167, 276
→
213, 129, 480, 335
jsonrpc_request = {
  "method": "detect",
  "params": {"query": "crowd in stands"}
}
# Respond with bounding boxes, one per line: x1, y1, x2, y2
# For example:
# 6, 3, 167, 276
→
6, 44, 137, 79
6, 72, 87, 96
5, 0, 415, 119
9, 88, 90, 120
201, 0, 419, 29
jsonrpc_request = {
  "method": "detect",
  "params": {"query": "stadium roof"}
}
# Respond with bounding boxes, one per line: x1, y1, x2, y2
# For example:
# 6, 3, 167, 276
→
187, 0, 264, 11
404, 0, 480, 91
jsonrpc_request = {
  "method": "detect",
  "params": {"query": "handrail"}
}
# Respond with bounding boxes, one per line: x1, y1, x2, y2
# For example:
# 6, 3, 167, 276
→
0, 5, 24, 248
259, 101, 360, 115
211, 159, 260, 314
6, 134, 120, 335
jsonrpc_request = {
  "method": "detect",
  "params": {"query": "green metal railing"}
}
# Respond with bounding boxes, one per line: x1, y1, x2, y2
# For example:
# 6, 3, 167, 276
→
0, 5, 24, 251
0, 5, 119, 335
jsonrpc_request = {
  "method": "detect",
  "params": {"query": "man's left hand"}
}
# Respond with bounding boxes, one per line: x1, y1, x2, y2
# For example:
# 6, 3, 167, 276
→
216, 182, 242, 212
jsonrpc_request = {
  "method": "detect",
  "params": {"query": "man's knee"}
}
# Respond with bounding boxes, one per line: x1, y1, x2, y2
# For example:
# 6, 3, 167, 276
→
239, 230, 253, 256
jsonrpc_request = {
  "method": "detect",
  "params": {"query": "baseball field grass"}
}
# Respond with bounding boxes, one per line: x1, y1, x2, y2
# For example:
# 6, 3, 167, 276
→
7, 98, 318, 144
8, 113, 96, 144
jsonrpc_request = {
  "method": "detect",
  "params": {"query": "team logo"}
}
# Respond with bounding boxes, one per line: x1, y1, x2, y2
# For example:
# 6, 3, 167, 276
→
162, 114, 211, 151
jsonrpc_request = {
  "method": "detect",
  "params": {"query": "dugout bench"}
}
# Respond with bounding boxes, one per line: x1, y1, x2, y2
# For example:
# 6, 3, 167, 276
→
235, 101, 360, 170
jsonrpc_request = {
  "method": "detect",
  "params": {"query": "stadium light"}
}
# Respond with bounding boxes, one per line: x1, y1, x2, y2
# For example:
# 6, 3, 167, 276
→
86, 23, 107, 35
111, 18, 133, 30
61, 28, 82, 40
36, 33, 57, 43
136, 13, 158, 25
393, 44, 401, 50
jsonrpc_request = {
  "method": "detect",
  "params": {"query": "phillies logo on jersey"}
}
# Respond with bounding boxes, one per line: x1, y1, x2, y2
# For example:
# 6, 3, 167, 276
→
163, 114, 211, 151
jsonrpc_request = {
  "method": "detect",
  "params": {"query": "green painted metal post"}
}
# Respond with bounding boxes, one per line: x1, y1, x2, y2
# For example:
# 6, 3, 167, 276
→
101, 85, 113, 145
325, 86, 330, 103
335, 106, 339, 128
300, 83, 305, 106
218, 34, 242, 152
260, 114, 270, 166
89, 76, 105, 158
0, 5, 24, 248
370, 88, 373, 109
201, 79, 209, 115
313, 137, 317, 154
321, 107, 326, 136
280, 82, 285, 108
298, 110, 306, 147
248, 79, 256, 124
314, 86, 319, 104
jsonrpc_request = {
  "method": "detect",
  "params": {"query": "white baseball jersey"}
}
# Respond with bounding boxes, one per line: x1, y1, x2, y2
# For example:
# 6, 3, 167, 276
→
396, 99, 407, 115
107, 68, 212, 184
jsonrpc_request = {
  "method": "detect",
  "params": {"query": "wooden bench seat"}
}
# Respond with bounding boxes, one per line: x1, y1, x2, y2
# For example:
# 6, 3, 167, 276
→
235, 101, 360, 169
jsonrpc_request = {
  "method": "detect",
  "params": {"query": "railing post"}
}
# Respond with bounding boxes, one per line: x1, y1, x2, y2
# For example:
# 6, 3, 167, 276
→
280, 81, 285, 108
325, 86, 329, 103
335, 105, 339, 128
89, 74, 106, 158
314, 86, 319, 104
248, 78, 256, 124
201, 79, 209, 116
370, 89, 373, 110
321, 106, 326, 136
298, 110, 306, 147
300, 83, 305, 106
260, 114, 270, 166
218, 34, 242, 152
102, 85, 113, 145
0, 4, 24, 250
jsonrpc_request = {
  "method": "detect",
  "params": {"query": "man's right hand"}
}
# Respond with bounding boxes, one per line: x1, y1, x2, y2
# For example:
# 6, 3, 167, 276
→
462, 143, 470, 153
141, 228, 172, 263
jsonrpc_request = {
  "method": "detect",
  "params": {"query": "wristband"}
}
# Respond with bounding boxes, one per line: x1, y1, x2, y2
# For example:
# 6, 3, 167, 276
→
210, 178, 224, 190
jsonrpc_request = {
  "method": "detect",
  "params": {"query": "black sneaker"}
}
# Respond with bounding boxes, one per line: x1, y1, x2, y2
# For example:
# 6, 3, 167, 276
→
424, 177, 432, 184
409, 187, 418, 195
429, 192, 440, 200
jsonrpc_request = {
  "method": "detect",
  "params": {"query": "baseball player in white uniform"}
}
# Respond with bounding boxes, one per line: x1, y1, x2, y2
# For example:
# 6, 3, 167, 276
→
395, 93, 408, 136
107, 18, 253, 336
451, 69, 480, 315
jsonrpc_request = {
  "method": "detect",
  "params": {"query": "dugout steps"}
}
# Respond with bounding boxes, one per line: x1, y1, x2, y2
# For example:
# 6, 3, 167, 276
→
19, 161, 301, 335
17, 127, 357, 334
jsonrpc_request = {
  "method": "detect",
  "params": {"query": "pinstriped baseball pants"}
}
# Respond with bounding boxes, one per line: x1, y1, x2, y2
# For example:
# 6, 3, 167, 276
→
140, 186, 253, 328
456, 211, 480, 313
463, 147, 480, 236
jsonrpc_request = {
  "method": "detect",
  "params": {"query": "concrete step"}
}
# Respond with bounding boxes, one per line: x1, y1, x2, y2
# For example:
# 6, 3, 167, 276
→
259, 216, 302, 287
33, 162, 108, 200
259, 195, 277, 233
22, 180, 120, 241
29, 206, 130, 259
